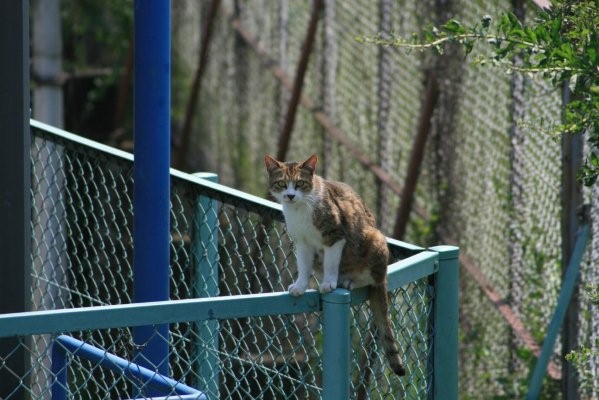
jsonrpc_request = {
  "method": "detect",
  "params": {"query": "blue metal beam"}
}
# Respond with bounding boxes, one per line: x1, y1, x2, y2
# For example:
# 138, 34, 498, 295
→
133, 0, 171, 380
51, 335, 206, 399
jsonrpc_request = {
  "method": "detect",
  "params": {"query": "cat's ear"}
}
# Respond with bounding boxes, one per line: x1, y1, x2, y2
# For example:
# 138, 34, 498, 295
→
264, 154, 283, 172
301, 154, 318, 173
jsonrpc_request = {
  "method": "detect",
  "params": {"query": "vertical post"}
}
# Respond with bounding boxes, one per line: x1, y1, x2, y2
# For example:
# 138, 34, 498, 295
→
321, 289, 351, 399
430, 245, 459, 400
51, 340, 68, 400
192, 173, 220, 397
132, 0, 171, 385
31, 2, 68, 396
0, 1, 30, 397
560, 84, 583, 400
376, 0, 393, 225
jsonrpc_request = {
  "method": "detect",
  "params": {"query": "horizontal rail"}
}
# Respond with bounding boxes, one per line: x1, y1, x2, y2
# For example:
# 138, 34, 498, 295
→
0, 291, 320, 338
0, 251, 439, 338
349, 250, 440, 305
387, 250, 437, 291
52, 335, 205, 399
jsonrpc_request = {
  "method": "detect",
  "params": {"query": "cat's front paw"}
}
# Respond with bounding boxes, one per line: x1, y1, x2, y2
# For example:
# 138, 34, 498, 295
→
319, 281, 337, 294
288, 281, 308, 296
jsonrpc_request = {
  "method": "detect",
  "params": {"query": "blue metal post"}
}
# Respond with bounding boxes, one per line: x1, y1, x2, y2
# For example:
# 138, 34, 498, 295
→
321, 289, 351, 399
527, 225, 589, 399
132, 0, 171, 386
51, 340, 68, 400
430, 245, 459, 400
192, 173, 220, 397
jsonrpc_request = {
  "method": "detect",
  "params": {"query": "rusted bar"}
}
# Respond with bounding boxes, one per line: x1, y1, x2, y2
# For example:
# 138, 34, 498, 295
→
376, 0, 393, 224
393, 71, 438, 239
276, 0, 323, 161
174, 0, 221, 170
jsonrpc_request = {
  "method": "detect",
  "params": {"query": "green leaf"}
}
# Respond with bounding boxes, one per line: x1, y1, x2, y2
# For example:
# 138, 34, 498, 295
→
443, 19, 465, 35
464, 40, 474, 55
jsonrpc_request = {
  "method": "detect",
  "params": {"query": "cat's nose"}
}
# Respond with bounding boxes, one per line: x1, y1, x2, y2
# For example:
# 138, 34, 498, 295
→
286, 194, 295, 200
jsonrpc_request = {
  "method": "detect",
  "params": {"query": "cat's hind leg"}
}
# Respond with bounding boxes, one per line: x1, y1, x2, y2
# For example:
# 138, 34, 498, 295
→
319, 239, 346, 293
337, 276, 356, 290
338, 270, 375, 290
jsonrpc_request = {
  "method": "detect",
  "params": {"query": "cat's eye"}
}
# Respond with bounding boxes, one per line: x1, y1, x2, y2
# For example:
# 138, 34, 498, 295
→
295, 180, 307, 188
275, 181, 287, 189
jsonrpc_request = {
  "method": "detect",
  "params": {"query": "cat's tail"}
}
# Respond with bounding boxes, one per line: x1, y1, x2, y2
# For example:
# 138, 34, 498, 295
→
369, 284, 406, 376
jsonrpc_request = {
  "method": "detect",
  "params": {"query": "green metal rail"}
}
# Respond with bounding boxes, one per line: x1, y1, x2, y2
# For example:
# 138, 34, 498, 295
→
0, 120, 459, 399
0, 247, 457, 398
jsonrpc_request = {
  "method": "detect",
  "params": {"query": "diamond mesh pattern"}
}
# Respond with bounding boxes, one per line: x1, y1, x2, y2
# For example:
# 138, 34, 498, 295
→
0, 124, 444, 399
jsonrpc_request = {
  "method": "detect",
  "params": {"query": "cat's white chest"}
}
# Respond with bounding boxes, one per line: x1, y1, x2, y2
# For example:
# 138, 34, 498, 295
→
282, 203, 322, 248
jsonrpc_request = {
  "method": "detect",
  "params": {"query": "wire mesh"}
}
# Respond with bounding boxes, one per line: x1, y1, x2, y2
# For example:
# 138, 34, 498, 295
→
21, 0, 599, 397
5, 123, 442, 399
183, 0, 598, 398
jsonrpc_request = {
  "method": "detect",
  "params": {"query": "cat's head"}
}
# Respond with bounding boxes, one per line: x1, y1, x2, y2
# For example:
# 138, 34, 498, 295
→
264, 154, 318, 205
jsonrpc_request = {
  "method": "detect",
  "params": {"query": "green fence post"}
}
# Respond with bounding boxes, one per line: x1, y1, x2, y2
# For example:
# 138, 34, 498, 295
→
321, 289, 351, 400
193, 173, 220, 398
430, 245, 459, 400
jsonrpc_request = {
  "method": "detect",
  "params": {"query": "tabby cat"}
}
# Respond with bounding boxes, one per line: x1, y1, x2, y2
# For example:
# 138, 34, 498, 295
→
264, 154, 405, 376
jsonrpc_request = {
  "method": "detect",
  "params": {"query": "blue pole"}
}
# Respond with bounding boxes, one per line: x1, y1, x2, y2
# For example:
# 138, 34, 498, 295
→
132, 0, 171, 388
51, 339, 68, 400
527, 225, 589, 399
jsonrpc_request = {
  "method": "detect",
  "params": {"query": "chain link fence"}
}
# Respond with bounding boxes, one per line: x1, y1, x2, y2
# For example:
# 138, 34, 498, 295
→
0, 121, 449, 399
178, 0, 598, 398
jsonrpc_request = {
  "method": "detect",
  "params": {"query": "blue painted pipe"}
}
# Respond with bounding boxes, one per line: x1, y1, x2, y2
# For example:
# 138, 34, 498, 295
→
132, 0, 171, 385
51, 335, 206, 399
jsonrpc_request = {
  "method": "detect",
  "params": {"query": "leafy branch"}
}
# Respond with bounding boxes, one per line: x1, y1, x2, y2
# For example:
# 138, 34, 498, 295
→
359, 0, 599, 185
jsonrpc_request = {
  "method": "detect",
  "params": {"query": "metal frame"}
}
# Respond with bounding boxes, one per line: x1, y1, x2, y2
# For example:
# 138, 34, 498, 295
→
0, 1, 31, 397
16, 121, 459, 398
51, 335, 206, 400
0, 248, 458, 399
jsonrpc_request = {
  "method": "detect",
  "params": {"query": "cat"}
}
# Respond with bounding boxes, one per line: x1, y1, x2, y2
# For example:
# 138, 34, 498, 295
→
264, 154, 405, 376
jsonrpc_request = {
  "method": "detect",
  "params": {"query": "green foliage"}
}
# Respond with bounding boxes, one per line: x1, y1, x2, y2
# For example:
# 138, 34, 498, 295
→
565, 283, 599, 394
358, 0, 599, 185
61, 0, 133, 69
